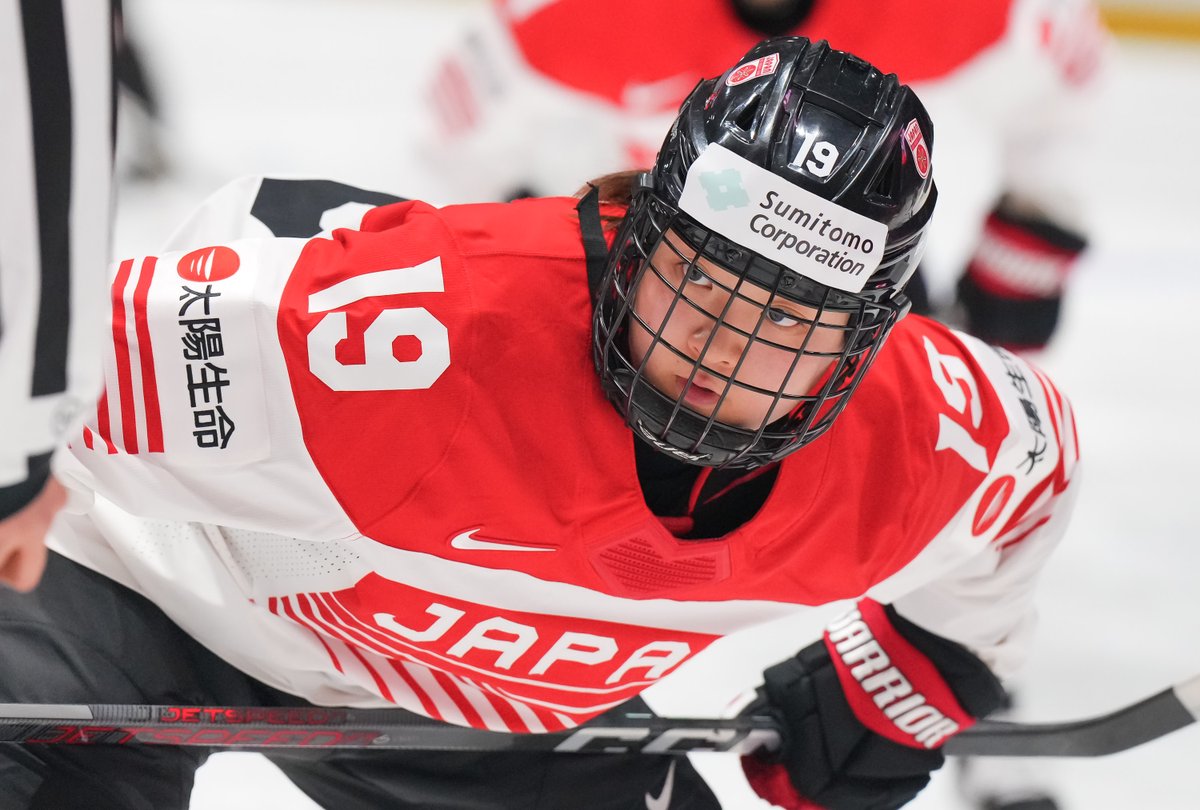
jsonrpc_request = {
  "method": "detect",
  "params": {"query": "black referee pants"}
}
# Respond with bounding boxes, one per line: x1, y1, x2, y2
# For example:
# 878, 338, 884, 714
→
0, 553, 721, 809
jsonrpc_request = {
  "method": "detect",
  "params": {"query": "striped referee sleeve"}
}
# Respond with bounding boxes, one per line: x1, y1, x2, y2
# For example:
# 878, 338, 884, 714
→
0, 0, 113, 518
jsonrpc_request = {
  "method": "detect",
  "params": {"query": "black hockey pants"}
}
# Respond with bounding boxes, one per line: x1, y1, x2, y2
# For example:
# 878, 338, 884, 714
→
0, 553, 722, 809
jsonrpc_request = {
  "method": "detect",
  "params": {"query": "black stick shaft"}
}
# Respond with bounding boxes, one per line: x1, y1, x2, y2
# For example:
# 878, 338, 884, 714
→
0, 673, 1194, 757
946, 673, 1200, 757
0, 705, 782, 755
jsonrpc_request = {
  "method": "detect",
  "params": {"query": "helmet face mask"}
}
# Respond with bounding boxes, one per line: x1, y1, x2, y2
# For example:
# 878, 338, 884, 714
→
592, 37, 935, 468
596, 192, 903, 468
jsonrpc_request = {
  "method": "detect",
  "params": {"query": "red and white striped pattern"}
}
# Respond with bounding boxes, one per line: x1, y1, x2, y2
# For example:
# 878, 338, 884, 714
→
991, 367, 1078, 552
428, 55, 479, 137
267, 592, 607, 733
83, 257, 164, 455
1038, 1, 1108, 87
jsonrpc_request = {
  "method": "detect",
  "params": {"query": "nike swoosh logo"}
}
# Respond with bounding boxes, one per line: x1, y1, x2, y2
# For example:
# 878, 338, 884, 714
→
645, 760, 676, 810
449, 529, 556, 553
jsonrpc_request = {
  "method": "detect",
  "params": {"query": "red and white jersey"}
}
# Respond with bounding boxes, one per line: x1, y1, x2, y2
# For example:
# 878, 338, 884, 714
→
50, 177, 1079, 733
417, 0, 1110, 292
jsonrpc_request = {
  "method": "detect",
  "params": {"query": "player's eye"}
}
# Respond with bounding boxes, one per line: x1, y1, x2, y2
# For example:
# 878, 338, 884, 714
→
766, 307, 802, 327
684, 264, 713, 288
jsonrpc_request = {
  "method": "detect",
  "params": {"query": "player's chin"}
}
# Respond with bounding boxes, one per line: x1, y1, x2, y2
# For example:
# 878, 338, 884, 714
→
692, 396, 766, 432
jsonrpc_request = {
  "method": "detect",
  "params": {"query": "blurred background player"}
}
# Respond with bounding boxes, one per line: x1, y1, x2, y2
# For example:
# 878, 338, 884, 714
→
0, 0, 116, 591
418, 0, 1110, 354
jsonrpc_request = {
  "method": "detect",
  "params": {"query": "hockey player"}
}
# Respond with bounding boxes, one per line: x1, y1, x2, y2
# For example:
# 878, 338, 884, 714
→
418, 0, 1109, 352
0, 38, 1079, 810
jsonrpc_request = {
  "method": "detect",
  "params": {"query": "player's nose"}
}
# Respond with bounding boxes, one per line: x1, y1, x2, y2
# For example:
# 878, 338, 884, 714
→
686, 316, 745, 372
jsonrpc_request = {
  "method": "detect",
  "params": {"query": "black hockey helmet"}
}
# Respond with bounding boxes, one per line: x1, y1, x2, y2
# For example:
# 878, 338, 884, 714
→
593, 36, 937, 468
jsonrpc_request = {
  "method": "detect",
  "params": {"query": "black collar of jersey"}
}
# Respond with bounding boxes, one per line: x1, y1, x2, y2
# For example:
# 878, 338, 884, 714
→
634, 435, 780, 540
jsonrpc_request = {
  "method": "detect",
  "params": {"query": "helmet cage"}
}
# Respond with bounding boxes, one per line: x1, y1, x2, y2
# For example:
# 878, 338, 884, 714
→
593, 186, 905, 469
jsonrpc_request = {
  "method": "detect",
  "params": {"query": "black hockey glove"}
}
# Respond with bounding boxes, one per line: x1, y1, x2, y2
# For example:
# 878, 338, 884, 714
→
956, 198, 1087, 352
741, 599, 1007, 810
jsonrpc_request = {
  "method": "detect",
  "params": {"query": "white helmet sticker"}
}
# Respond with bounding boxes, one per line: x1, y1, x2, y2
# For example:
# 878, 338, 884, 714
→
677, 144, 889, 294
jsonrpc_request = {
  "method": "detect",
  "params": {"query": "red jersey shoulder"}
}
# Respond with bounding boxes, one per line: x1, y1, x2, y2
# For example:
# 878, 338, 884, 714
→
725, 315, 1076, 602
276, 198, 476, 529
276, 195, 609, 538
717, 316, 1018, 602
434, 196, 610, 262
858, 315, 1012, 474
820, 316, 1013, 548
843, 313, 1078, 547
499, 0, 1012, 106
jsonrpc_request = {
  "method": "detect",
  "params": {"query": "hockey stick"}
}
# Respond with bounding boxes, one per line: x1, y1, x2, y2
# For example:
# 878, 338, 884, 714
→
0, 673, 1195, 757
947, 671, 1200, 757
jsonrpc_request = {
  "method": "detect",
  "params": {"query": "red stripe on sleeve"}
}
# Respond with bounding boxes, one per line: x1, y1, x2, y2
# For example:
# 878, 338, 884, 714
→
110, 259, 139, 453
133, 257, 164, 452
95, 385, 118, 453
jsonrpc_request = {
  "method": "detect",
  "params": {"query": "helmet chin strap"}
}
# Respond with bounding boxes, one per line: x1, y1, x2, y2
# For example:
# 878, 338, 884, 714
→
618, 369, 769, 469
576, 185, 610, 303
635, 421, 713, 466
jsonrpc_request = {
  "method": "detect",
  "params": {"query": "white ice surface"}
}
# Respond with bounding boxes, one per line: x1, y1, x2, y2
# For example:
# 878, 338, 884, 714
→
108, 1, 1199, 806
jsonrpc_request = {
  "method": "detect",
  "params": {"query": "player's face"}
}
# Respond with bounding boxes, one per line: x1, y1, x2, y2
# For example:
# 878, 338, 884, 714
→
628, 232, 849, 430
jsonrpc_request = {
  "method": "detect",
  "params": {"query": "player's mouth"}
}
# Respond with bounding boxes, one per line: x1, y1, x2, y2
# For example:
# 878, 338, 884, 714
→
677, 375, 722, 409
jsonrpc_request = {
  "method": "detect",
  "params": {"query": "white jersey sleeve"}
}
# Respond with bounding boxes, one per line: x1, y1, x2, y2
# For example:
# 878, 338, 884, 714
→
868, 332, 1080, 679
53, 176, 400, 543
